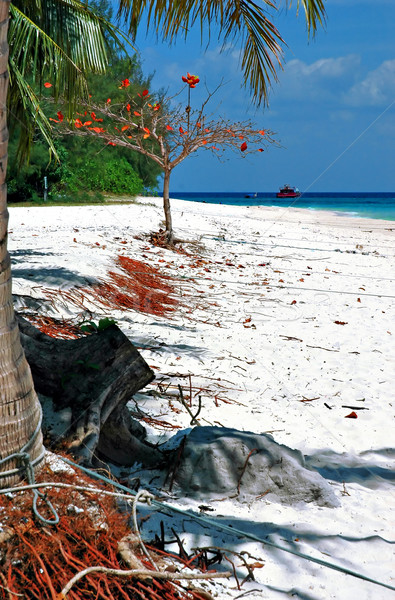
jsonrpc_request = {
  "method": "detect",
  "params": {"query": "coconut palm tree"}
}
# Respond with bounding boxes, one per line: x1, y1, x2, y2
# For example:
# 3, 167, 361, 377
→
0, 0, 326, 488
0, 0, 127, 487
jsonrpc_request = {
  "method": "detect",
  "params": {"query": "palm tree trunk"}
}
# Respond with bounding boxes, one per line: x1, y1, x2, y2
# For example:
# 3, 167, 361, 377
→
0, 0, 45, 488
162, 168, 173, 243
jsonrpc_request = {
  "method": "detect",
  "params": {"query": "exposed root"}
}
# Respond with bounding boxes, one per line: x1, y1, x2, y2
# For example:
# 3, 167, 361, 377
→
0, 456, 228, 599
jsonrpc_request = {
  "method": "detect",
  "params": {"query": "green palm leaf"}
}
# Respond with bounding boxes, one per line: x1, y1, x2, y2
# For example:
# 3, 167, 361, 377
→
8, 55, 57, 162
116, 0, 326, 104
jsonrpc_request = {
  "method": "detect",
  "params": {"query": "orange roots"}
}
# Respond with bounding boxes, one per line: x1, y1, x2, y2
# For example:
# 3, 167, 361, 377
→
0, 464, 192, 600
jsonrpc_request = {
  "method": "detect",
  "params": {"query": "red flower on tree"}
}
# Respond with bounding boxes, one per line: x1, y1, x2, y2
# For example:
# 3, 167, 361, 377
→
182, 73, 200, 88
49, 111, 64, 123
120, 78, 130, 88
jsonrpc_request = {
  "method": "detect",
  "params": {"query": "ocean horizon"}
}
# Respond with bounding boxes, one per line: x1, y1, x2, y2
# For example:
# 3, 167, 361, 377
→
170, 191, 395, 221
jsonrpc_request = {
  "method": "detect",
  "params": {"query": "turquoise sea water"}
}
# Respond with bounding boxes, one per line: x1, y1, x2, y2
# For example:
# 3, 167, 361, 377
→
171, 192, 395, 221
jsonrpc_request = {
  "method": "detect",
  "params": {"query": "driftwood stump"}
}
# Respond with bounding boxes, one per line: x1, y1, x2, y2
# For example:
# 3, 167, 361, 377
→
18, 316, 161, 468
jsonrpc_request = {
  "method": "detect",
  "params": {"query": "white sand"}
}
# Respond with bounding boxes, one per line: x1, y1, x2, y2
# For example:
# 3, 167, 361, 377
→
8, 197, 394, 599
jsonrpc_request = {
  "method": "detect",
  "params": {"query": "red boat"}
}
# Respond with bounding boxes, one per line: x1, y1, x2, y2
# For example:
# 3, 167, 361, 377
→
276, 184, 301, 198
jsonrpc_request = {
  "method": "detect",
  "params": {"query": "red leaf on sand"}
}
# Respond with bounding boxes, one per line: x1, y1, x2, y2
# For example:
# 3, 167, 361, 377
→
240, 141, 247, 151
291, 300, 297, 305
249, 562, 264, 569
334, 321, 348, 325
345, 411, 358, 419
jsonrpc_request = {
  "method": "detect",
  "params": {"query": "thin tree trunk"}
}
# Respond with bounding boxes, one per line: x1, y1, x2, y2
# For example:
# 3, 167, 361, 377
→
162, 169, 173, 243
0, 0, 45, 487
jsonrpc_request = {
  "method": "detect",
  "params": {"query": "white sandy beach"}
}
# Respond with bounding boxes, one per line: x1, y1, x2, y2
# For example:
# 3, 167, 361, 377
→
8, 197, 394, 599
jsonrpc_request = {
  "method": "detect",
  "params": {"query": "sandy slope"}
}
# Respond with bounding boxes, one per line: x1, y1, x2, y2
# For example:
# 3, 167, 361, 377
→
8, 197, 395, 599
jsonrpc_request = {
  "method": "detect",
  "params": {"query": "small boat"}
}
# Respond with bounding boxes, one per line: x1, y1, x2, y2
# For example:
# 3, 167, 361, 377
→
244, 192, 257, 199
276, 185, 301, 198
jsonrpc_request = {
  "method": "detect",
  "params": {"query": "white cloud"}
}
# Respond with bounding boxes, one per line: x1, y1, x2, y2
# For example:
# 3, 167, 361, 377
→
344, 60, 395, 106
273, 54, 361, 101
287, 55, 360, 79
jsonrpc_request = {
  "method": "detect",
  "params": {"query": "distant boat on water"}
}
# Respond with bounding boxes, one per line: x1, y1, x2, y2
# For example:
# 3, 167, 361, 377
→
244, 192, 257, 198
276, 185, 301, 198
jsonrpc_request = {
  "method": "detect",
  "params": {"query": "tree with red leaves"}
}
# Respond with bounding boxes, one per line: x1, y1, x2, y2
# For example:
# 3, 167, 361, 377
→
54, 76, 276, 244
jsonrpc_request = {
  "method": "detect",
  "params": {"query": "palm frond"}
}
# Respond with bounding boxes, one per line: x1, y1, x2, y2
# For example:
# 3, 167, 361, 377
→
223, 1, 284, 105
8, 56, 58, 165
286, 0, 326, 37
116, 0, 326, 105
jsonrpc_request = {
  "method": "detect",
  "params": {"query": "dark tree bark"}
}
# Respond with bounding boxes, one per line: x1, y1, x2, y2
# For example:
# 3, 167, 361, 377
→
162, 168, 173, 243
17, 316, 162, 468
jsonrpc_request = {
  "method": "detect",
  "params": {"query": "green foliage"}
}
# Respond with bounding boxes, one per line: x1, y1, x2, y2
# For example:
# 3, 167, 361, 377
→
63, 155, 144, 195
7, 36, 162, 202
9, 0, 130, 164
80, 317, 117, 333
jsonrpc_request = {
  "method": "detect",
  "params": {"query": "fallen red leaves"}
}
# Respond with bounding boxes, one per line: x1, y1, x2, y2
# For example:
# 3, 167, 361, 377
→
345, 411, 358, 419
24, 315, 85, 339
40, 256, 180, 320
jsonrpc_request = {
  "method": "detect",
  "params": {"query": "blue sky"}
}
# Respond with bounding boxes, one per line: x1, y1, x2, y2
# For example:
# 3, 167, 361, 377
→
115, 1, 395, 193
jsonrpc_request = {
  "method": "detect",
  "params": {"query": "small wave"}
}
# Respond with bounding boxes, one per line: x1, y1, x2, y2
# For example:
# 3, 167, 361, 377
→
333, 210, 359, 217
